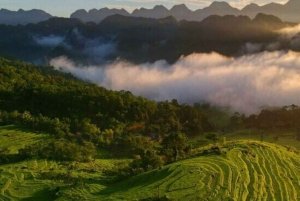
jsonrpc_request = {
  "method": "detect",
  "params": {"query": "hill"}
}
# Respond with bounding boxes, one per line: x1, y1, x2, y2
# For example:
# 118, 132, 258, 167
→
98, 141, 300, 200
70, 8, 130, 24
70, 0, 300, 23
0, 9, 52, 25
0, 13, 294, 65
0, 57, 209, 138
1, 0, 299, 26
1, 55, 300, 200
0, 125, 127, 201
241, 0, 300, 23
2, 128, 300, 201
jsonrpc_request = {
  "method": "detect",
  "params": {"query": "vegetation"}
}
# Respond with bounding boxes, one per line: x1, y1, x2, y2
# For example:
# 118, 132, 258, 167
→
0, 57, 215, 165
1, 57, 300, 200
2, 126, 300, 201
0, 57, 210, 136
98, 141, 300, 201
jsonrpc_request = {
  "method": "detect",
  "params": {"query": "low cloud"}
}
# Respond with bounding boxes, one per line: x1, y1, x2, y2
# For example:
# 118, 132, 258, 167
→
277, 24, 300, 50
34, 35, 64, 47
241, 24, 300, 54
51, 50, 300, 115
83, 42, 116, 63
68, 28, 116, 64
242, 43, 263, 54
277, 24, 300, 39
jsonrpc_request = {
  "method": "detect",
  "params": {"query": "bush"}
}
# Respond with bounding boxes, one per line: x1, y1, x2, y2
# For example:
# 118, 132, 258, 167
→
19, 140, 96, 162
132, 150, 164, 171
205, 133, 219, 143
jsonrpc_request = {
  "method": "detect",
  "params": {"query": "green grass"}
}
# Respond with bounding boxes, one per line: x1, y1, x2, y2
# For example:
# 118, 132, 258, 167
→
95, 141, 300, 201
1, 125, 300, 200
190, 129, 300, 150
222, 129, 300, 150
0, 125, 51, 154
0, 125, 130, 201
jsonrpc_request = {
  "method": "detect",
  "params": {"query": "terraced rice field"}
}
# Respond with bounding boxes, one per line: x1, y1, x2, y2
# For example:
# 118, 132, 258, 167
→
0, 158, 124, 201
0, 125, 128, 201
221, 130, 300, 150
98, 141, 300, 201
0, 159, 56, 201
1, 125, 300, 200
0, 125, 51, 154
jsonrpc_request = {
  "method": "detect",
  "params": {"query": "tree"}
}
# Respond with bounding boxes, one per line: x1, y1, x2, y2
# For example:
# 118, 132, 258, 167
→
77, 118, 101, 141
162, 132, 189, 162
132, 150, 163, 171
205, 133, 219, 144
178, 104, 203, 136
123, 134, 153, 155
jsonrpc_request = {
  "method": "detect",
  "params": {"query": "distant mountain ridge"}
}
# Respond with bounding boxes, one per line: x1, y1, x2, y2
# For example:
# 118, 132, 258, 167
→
70, 0, 300, 23
70, 8, 129, 23
0, 13, 294, 65
0, 8, 52, 25
1, 0, 298, 26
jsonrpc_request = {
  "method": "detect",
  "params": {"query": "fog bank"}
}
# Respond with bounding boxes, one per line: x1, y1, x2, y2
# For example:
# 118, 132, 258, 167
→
51, 50, 300, 114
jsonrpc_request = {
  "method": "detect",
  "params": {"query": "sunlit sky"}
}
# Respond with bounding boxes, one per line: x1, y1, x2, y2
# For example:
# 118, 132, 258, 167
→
0, 0, 289, 17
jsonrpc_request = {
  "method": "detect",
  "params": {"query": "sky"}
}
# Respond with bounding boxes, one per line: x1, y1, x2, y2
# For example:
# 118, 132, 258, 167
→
0, 0, 289, 17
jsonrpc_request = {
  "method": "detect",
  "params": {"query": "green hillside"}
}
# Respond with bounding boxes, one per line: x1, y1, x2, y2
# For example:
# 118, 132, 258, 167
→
98, 141, 300, 201
1, 57, 300, 201
0, 125, 127, 201
0, 125, 51, 154
1, 125, 300, 201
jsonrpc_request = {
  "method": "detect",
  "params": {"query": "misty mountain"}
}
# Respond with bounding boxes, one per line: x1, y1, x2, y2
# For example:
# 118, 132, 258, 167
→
241, 0, 300, 23
1, 0, 299, 26
45, 13, 288, 64
94, 13, 294, 63
131, 5, 170, 19
0, 9, 52, 25
190, 2, 239, 21
70, 0, 300, 23
0, 13, 297, 65
169, 4, 193, 21
70, 8, 130, 24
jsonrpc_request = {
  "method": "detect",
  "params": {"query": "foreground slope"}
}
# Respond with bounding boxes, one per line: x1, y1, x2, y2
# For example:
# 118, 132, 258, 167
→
1, 127, 300, 200
98, 141, 300, 201
0, 125, 125, 201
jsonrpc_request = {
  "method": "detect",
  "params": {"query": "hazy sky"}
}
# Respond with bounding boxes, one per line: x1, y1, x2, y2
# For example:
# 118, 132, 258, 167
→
0, 0, 289, 17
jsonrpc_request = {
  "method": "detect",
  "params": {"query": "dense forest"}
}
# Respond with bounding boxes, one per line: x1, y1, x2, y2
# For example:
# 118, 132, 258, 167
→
0, 57, 212, 173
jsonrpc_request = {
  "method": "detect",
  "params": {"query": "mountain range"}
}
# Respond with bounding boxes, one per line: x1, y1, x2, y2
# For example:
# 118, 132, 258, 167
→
0, 8, 52, 25
71, 0, 300, 23
0, 0, 299, 26
0, 13, 297, 65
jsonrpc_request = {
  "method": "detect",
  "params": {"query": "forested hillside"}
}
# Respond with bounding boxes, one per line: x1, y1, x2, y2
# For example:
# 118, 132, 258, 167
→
0, 57, 215, 164
1, 56, 300, 200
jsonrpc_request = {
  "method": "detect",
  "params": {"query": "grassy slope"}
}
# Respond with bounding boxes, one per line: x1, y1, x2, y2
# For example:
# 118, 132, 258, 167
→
222, 129, 300, 149
0, 126, 127, 201
0, 125, 52, 154
1, 126, 300, 201
190, 129, 300, 150
97, 141, 300, 201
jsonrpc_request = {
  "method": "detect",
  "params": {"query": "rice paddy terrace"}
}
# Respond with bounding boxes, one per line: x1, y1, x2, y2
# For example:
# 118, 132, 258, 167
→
100, 141, 300, 201
1, 125, 300, 200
